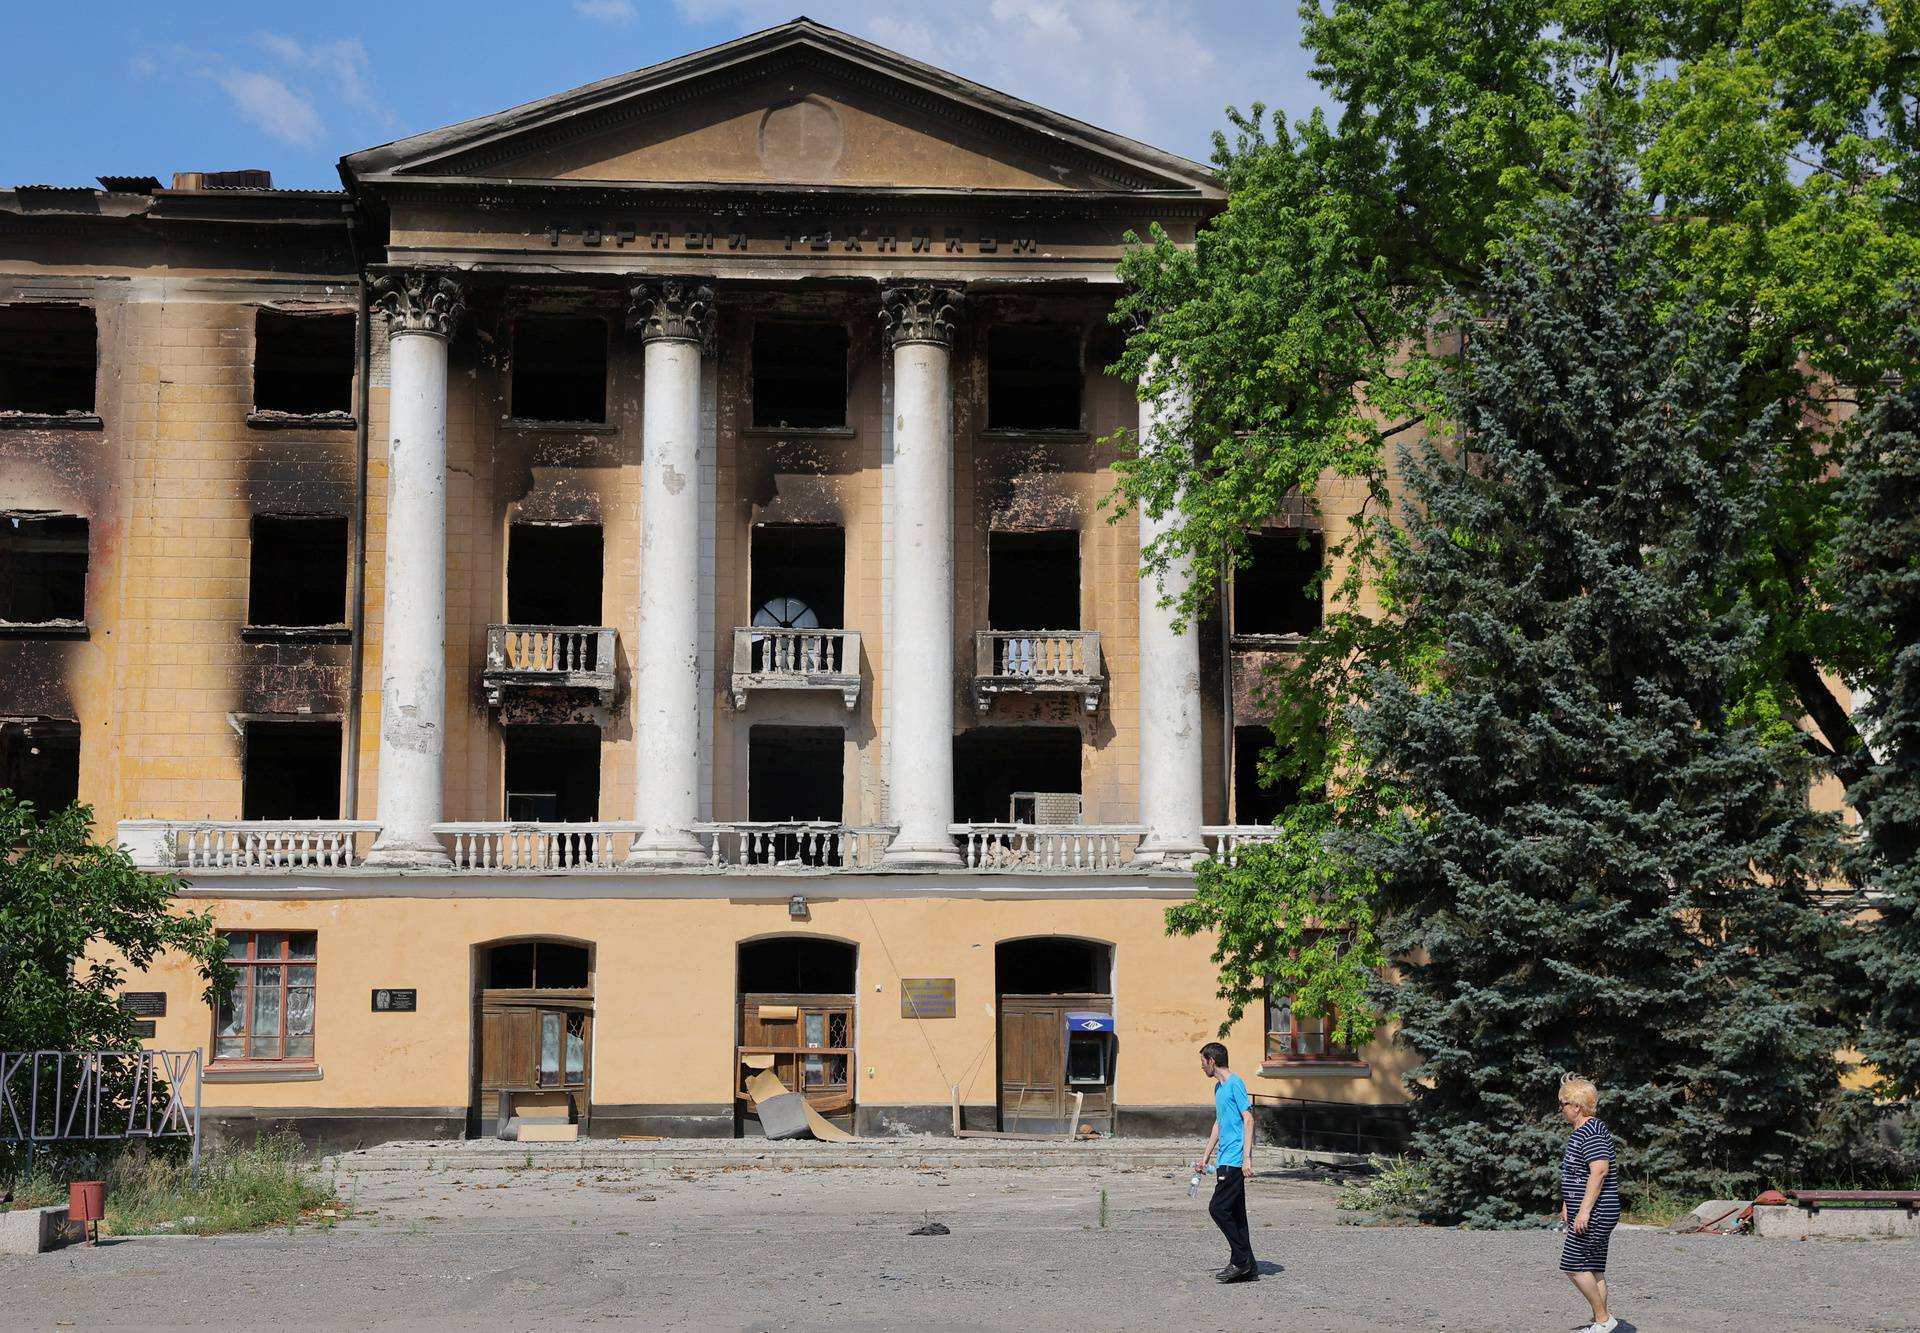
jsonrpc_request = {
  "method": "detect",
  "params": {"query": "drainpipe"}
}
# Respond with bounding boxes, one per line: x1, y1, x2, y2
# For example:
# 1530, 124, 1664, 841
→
343, 217, 372, 819
1219, 542, 1234, 823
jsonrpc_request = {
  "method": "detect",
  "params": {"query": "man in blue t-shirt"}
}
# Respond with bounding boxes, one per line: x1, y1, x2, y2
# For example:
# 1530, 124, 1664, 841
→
1196, 1041, 1257, 1282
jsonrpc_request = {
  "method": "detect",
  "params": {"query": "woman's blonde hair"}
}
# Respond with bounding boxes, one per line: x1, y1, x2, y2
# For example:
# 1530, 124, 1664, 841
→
1559, 1075, 1598, 1115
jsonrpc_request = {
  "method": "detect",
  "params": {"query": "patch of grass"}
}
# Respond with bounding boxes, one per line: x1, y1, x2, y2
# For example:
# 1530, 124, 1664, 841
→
1336, 1154, 1432, 1221
1621, 1179, 1691, 1228
6, 1135, 337, 1236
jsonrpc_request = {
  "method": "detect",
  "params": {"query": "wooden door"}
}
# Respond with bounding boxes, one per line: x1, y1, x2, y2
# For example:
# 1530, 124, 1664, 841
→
477, 991, 592, 1134
998, 993, 1114, 1133
737, 992, 855, 1127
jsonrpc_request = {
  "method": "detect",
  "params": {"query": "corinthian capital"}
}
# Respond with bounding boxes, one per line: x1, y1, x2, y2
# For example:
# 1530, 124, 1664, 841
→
881, 283, 964, 349
626, 277, 716, 347
373, 269, 467, 338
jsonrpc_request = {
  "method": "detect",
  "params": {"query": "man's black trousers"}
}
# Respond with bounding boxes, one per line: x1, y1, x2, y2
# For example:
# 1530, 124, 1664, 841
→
1209, 1165, 1254, 1268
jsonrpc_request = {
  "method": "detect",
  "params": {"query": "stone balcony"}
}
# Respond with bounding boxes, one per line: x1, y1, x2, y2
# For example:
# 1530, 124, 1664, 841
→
730, 627, 862, 710
117, 819, 1278, 876
483, 625, 618, 707
970, 630, 1104, 715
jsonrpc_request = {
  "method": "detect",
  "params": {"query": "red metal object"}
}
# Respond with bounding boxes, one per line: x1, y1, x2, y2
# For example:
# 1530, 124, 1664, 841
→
68, 1180, 105, 1246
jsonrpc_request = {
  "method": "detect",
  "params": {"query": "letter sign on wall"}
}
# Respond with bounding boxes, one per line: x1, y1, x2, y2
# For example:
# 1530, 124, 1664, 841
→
901, 978, 956, 1019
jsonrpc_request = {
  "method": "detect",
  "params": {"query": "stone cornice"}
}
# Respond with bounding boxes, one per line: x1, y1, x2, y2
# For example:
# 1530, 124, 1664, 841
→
372, 268, 467, 338
625, 276, 716, 347
881, 283, 965, 349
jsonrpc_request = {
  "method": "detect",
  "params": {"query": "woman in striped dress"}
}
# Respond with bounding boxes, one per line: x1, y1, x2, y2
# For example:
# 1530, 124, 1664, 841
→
1557, 1075, 1620, 1333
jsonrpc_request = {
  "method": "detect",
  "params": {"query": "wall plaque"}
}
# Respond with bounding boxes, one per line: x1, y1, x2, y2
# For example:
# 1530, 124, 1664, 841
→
130, 1020, 157, 1039
901, 978, 956, 1019
372, 989, 417, 1012
119, 992, 167, 1017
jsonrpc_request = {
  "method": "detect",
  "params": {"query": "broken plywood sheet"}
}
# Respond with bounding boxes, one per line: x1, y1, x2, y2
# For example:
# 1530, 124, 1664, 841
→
745, 1066, 858, 1143
516, 1122, 579, 1143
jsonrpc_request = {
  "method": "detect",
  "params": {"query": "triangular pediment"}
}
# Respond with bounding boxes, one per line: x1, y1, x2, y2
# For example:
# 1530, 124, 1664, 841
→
342, 19, 1219, 198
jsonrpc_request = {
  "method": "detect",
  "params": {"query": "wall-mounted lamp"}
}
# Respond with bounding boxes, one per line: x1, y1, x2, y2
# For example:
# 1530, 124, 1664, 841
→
788, 894, 809, 920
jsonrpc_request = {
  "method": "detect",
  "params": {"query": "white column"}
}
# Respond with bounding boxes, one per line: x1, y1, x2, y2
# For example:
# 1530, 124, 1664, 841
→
626, 279, 714, 865
1133, 369, 1207, 866
365, 271, 464, 868
880, 284, 964, 868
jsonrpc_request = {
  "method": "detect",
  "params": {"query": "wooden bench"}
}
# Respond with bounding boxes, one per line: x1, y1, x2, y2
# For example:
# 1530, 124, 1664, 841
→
1785, 1190, 1920, 1216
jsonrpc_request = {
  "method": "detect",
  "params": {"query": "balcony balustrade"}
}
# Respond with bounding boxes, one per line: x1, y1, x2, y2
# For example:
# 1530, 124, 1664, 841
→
951, 823, 1143, 871
971, 630, 1104, 714
116, 819, 1284, 876
483, 624, 617, 706
729, 627, 861, 710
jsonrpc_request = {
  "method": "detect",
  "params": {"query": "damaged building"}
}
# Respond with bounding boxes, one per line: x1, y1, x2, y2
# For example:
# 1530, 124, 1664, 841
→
0, 19, 1408, 1147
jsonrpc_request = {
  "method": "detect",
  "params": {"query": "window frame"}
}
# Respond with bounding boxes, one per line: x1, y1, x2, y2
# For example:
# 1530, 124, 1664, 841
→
213, 930, 318, 1066
1262, 931, 1363, 1067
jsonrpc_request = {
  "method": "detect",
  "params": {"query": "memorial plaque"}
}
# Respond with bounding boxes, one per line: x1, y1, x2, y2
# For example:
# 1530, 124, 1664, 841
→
130, 1020, 157, 1038
371, 988, 417, 1012
119, 991, 167, 1017
901, 978, 956, 1019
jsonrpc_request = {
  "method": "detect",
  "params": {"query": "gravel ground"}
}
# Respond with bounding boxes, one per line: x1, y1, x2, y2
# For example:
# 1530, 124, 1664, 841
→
3, 1159, 1913, 1331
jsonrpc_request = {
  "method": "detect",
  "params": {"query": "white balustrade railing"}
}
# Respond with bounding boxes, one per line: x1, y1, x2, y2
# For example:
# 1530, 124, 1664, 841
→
1202, 825, 1283, 865
975, 630, 1101, 680
483, 625, 618, 705
950, 824, 1144, 871
730, 628, 862, 709
697, 822, 891, 870
133, 821, 381, 869
435, 822, 645, 871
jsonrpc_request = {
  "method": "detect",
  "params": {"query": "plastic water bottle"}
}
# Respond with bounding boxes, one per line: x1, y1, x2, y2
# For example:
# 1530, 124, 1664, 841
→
1188, 1167, 1204, 1198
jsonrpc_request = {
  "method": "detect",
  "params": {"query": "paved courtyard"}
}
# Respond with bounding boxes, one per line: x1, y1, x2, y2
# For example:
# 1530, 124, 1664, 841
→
3, 1147, 1913, 1331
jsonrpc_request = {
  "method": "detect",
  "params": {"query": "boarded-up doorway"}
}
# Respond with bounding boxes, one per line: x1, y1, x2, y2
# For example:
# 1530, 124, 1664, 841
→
474, 939, 593, 1137
997, 937, 1115, 1134
736, 937, 856, 1136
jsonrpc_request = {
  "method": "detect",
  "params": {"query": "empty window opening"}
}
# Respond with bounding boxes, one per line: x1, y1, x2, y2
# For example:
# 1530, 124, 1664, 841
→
248, 516, 347, 628
508, 523, 603, 627
0, 516, 88, 624
485, 939, 591, 989
1234, 530, 1324, 637
252, 310, 354, 415
953, 727, 1080, 823
750, 524, 844, 629
748, 726, 843, 864
996, 937, 1112, 995
988, 531, 1078, 631
0, 720, 81, 816
1234, 725, 1320, 826
739, 937, 856, 994
242, 721, 341, 820
504, 724, 600, 822
752, 321, 848, 428
987, 326, 1081, 430
0, 306, 95, 415
511, 317, 608, 423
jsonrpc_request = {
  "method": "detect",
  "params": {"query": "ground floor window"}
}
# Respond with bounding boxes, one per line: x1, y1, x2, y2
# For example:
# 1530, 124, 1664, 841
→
215, 931, 317, 1062
1264, 992, 1358, 1063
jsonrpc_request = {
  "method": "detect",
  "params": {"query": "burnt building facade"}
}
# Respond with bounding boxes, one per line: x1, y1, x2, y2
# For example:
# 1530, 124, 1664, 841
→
0, 20, 1407, 1146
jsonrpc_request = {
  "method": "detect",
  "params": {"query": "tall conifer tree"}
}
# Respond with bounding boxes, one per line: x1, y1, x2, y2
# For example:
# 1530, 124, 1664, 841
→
1834, 319, 1920, 1136
1352, 152, 1852, 1224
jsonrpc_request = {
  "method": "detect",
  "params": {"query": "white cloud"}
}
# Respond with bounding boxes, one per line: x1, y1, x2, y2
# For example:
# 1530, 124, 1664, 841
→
254, 33, 392, 127
216, 69, 323, 146
575, 0, 638, 22
668, 0, 1318, 161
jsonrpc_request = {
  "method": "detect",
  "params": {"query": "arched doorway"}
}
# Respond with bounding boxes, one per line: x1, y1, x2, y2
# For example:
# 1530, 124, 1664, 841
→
996, 937, 1115, 1134
736, 937, 857, 1136
472, 938, 593, 1138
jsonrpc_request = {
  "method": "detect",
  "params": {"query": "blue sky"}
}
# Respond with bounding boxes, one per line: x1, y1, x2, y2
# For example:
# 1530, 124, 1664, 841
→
2, 2, 1323, 190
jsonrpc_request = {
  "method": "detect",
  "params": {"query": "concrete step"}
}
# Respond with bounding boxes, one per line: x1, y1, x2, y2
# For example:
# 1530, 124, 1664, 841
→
323, 1137, 1358, 1174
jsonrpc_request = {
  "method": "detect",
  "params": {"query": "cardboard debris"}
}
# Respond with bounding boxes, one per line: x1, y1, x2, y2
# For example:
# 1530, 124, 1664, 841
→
516, 1122, 579, 1142
741, 1053, 777, 1070
744, 1066, 858, 1143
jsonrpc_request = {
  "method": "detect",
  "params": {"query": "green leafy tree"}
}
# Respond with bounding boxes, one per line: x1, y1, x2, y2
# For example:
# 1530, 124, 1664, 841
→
1118, 0, 1918, 1086
1833, 315, 1920, 1132
0, 795, 229, 1054
1353, 156, 1853, 1223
